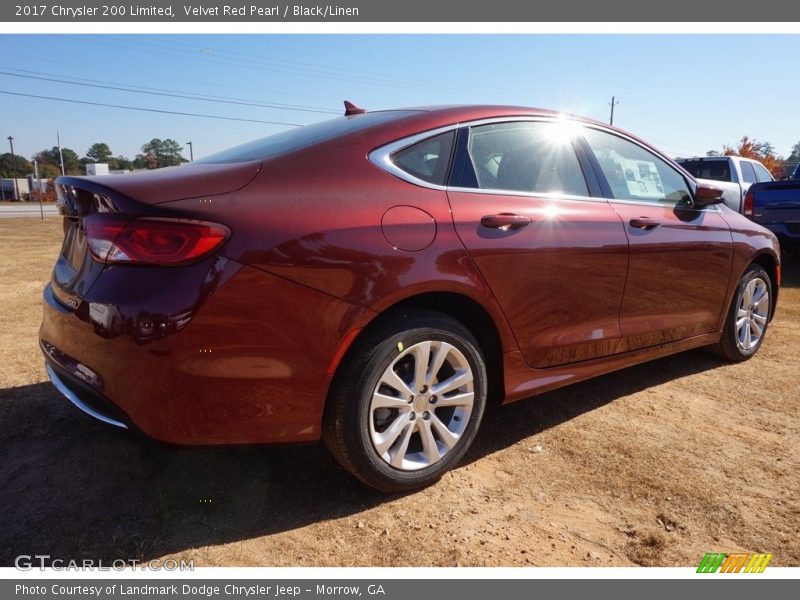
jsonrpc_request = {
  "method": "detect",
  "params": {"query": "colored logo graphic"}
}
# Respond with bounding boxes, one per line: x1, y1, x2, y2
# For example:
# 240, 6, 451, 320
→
697, 552, 772, 573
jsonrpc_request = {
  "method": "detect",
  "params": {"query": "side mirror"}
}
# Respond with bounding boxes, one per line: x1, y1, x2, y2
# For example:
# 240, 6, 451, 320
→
694, 182, 725, 207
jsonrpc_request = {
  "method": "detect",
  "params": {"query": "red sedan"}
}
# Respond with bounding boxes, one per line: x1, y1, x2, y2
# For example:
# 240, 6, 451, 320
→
41, 104, 780, 491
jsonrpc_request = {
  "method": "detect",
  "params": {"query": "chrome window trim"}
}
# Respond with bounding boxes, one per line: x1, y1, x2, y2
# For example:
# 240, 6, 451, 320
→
368, 115, 713, 210
368, 115, 599, 201
446, 186, 607, 204
368, 124, 459, 191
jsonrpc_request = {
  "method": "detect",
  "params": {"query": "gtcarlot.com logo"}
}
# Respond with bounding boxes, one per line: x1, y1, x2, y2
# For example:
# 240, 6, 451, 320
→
697, 552, 772, 573
14, 554, 194, 571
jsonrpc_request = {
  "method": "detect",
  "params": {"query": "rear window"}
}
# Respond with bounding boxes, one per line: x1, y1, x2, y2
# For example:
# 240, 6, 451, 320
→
197, 111, 419, 164
678, 159, 732, 182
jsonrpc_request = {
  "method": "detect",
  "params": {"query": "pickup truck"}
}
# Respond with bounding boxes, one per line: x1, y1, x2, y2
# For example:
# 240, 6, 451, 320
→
744, 178, 800, 251
676, 155, 774, 213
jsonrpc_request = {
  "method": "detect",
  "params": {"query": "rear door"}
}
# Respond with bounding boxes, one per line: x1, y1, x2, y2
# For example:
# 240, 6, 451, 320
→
447, 120, 630, 368
580, 127, 733, 350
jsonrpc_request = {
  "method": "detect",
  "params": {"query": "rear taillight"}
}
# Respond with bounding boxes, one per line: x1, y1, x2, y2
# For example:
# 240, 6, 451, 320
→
84, 215, 230, 265
743, 189, 754, 217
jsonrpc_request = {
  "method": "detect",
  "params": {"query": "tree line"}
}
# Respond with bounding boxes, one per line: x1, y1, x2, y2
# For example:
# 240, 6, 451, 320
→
0, 138, 188, 179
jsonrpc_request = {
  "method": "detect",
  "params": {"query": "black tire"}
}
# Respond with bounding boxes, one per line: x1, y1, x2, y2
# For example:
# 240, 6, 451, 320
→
711, 264, 773, 362
323, 309, 487, 493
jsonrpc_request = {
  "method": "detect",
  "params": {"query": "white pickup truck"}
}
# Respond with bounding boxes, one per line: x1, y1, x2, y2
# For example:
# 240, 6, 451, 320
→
676, 156, 774, 213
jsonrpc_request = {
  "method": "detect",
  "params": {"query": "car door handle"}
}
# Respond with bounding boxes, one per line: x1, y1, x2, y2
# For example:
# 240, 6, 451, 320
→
480, 213, 532, 231
629, 217, 660, 230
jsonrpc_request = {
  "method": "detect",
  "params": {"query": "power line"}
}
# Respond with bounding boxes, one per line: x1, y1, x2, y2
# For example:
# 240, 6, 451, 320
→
0, 90, 304, 127
0, 69, 340, 115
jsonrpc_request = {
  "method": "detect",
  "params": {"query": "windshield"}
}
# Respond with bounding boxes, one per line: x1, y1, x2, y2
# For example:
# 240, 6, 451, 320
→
197, 111, 420, 164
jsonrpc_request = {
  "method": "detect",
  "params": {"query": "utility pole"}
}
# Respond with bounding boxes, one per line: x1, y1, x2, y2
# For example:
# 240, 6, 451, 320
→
34, 160, 44, 220
186, 141, 194, 162
7, 136, 20, 201
609, 96, 619, 126
57, 129, 65, 175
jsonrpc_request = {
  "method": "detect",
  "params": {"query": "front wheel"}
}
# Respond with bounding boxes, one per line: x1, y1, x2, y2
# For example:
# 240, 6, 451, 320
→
323, 309, 487, 492
712, 264, 773, 362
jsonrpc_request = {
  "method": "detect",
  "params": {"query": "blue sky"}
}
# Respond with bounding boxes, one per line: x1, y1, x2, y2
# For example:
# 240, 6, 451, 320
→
1, 34, 799, 162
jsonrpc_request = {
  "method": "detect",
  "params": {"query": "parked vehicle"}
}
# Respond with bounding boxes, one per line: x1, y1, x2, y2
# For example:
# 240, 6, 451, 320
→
791, 163, 800, 180
41, 104, 780, 492
676, 156, 774, 213
744, 177, 800, 251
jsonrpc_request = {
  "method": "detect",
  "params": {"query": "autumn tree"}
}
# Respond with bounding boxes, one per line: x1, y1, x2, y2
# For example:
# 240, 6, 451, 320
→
723, 136, 784, 178
134, 138, 187, 170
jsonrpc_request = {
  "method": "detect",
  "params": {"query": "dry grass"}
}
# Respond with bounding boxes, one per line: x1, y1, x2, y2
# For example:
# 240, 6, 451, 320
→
0, 217, 798, 567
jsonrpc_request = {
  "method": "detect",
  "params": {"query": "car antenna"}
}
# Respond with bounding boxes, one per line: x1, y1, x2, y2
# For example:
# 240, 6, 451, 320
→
344, 100, 367, 116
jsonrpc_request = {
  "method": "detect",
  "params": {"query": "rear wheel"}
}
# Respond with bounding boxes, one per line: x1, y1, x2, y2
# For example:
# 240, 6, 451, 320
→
323, 309, 487, 492
712, 264, 773, 362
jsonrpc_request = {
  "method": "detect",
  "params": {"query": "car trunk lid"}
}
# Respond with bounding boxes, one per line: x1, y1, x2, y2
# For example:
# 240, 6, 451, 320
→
50, 161, 260, 309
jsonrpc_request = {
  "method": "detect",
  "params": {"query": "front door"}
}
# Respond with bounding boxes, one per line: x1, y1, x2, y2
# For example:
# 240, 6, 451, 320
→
580, 127, 733, 350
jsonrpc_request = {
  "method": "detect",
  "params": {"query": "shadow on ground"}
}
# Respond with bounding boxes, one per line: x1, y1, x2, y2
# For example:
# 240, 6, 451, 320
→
0, 346, 728, 565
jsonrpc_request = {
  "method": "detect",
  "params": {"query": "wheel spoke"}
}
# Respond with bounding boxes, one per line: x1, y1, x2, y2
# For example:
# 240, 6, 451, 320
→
752, 313, 767, 325
380, 368, 414, 397
750, 317, 764, 338
419, 419, 441, 464
742, 281, 754, 308
431, 368, 473, 396
753, 283, 768, 307
430, 413, 460, 450
389, 422, 416, 468
425, 342, 452, 387
743, 323, 753, 350
411, 341, 431, 392
372, 391, 409, 409
374, 413, 411, 455
434, 391, 474, 408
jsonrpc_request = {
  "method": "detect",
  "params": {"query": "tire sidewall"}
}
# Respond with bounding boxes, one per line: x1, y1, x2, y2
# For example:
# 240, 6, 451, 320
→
347, 322, 487, 489
727, 265, 772, 359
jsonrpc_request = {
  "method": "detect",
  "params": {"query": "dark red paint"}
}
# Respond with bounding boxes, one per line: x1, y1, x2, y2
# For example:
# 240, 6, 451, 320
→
40, 106, 781, 445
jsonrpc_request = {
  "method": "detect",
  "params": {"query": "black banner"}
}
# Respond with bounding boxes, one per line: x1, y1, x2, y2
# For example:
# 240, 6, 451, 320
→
3, 0, 800, 22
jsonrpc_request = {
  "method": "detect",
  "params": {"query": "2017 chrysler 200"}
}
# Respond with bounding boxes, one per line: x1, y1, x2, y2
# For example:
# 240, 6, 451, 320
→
41, 104, 780, 492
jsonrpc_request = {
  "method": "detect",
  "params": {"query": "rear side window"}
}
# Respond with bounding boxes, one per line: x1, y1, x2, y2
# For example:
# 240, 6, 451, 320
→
465, 121, 589, 196
583, 128, 691, 204
678, 159, 732, 182
390, 131, 455, 186
752, 162, 774, 183
739, 161, 757, 184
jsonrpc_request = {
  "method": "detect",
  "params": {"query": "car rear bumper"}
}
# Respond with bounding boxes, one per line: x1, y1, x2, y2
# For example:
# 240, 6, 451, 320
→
39, 258, 371, 445
44, 361, 130, 430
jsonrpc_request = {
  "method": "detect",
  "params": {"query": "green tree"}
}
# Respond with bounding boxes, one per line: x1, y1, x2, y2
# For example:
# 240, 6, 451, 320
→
788, 141, 800, 162
134, 138, 187, 170
32, 146, 83, 175
85, 142, 113, 164
0, 152, 33, 178
113, 155, 133, 171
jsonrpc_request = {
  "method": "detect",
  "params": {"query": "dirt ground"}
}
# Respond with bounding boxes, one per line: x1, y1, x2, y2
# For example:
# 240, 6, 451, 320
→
0, 217, 798, 567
